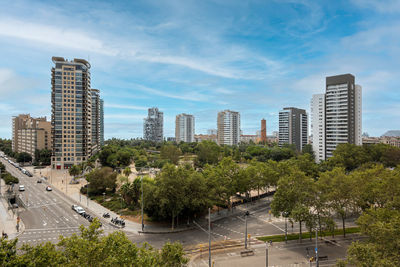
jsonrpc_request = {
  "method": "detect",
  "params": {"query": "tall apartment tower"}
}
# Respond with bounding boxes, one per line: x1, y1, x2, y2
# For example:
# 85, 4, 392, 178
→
100, 99, 104, 146
12, 114, 51, 160
278, 107, 308, 151
325, 74, 362, 158
261, 119, 267, 143
51, 57, 93, 169
143, 107, 163, 142
91, 89, 104, 153
175, 113, 195, 143
217, 110, 240, 146
311, 94, 325, 162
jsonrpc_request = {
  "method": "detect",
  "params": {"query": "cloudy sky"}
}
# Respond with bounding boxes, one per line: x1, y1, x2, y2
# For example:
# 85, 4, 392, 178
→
0, 0, 399, 139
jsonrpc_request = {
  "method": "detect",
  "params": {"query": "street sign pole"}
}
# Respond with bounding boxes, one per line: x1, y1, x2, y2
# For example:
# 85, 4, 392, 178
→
208, 207, 211, 267
265, 242, 268, 267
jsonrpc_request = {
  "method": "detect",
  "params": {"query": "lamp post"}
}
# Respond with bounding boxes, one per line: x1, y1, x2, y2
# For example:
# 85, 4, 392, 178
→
316, 226, 319, 267
244, 211, 250, 249
265, 242, 269, 267
141, 174, 144, 232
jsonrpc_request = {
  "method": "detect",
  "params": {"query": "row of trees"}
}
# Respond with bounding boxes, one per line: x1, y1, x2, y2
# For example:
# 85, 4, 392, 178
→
0, 220, 188, 266
0, 162, 19, 186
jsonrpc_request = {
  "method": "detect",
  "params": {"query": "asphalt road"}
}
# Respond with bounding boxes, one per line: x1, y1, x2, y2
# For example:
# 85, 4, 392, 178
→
0, 158, 113, 245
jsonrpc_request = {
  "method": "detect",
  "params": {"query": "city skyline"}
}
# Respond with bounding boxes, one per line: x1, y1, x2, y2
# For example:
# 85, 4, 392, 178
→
0, 0, 399, 139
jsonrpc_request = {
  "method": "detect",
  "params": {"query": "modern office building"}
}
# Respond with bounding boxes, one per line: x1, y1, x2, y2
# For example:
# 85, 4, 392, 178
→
91, 89, 104, 153
51, 57, 93, 169
12, 114, 51, 160
143, 107, 163, 142
278, 107, 308, 151
261, 119, 267, 143
311, 94, 325, 162
175, 113, 195, 143
217, 110, 240, 146
325, 74, 362, 158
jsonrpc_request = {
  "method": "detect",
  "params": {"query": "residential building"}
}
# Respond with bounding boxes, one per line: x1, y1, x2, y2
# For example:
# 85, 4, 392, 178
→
194, 134, 217, 143
325, 74, 362, 158
51, 57, 93, 169
12, 114, 51, 160
240, 134, 258, 143
261, 119, 267, 143
143, 107, 163, 142
311, 94, 326, 162
100, 99, 104, 146
207, 129, 217, 135
175, 113, 195, 143
363, 136, 400, 148
217, 110, 240, 146
91, 89, 103, 154
278, 107, 308, 151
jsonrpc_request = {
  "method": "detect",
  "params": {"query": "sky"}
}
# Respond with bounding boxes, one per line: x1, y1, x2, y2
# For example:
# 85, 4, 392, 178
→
0, 0, 399, 139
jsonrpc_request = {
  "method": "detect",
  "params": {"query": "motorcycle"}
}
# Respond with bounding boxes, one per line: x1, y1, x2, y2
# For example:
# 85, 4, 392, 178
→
102, 212, 110, 218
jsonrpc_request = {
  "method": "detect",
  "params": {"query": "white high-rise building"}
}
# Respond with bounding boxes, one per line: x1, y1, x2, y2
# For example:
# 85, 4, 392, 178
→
355, 85, 362, 146
311, 94, 325, 162
175, 113, 195, 143
325, 74, 362, 158
217, 110, 240, 146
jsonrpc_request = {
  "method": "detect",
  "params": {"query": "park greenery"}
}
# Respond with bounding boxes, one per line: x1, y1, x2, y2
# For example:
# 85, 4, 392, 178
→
82, 139, 400, 265
0, 219, 188, 266
0, 163, 19, 186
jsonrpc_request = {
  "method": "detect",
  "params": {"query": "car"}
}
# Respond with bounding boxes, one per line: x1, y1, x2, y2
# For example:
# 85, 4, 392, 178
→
72, 205, 86, 215
26, 171, 33, 177
21, 169, 27, 174
19, 185, 25, 191
37, 180, 42, 183
45, 186, 52, 191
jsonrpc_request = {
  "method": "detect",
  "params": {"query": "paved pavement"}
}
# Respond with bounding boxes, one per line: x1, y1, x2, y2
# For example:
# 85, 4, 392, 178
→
189, 234, 366, 267
0, 158, 114, 246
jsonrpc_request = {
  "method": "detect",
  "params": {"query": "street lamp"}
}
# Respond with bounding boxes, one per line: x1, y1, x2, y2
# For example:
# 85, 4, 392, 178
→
244, 211, 250, 249
141, 175, 144, 232
282, 211, 289, 243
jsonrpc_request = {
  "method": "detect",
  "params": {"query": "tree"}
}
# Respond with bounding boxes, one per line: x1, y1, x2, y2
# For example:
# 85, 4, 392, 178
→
302, 144, 315, 159
1, 172, 19, 185
0, 219, 188, 266
317, 168, 355, 237
195, 141, 220, 166
160, 145, 182, 165
15, 152, 32, 164
328, 143, 371, 171
123, 167, 132, 178
85, 167, 117, 195
271, 167, 314, 241
344, 208, 400, 266
69, 165, 81, 179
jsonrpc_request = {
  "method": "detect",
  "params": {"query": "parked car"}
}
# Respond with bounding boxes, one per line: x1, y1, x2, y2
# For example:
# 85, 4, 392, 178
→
26, 171, 33, 177
45, 186, 52, 191
19, 185, 25, 191
37, 180, 42, 183
72, 205, 85, 215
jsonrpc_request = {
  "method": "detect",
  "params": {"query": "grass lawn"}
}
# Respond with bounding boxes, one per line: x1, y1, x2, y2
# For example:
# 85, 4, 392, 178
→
256, 227, 361, 242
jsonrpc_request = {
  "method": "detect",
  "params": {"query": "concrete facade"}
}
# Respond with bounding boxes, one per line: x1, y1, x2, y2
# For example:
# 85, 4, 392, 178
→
91, 89, 104, 153
12, 114, 51, 160
325, 74, 362, 158
175, 113, 195, 143
143, 107, 163, 142
217, 110, 240, 146
311, 94, 325, 162
51, 57, 93, 169
278, 107, 308, 151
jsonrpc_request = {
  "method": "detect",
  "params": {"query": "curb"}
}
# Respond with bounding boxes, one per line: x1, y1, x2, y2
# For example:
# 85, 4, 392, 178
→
138, 227, 195, 234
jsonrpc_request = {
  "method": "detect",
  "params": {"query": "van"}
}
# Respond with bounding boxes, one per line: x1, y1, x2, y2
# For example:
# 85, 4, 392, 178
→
19, 185, 25, 191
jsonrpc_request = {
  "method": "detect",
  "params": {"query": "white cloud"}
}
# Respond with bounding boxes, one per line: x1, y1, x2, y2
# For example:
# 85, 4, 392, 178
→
351, 0, 400, 13
0, 18, 118, 56
105, 103, 148, 110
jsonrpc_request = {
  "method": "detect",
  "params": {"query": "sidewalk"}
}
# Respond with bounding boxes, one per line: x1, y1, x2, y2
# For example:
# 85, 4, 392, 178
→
0, 179, 25, 239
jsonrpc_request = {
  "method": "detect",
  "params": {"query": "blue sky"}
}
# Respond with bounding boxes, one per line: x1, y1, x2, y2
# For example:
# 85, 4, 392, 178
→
0, 0, 399, 139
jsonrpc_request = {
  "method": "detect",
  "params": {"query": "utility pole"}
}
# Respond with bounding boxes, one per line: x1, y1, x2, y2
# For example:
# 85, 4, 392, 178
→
316, 227, 319, 267
245, 211, 249, 249
265, 242, 268, 267
141, 174, 144, 232
208, 207, 211, 267
285, 216, 288, 243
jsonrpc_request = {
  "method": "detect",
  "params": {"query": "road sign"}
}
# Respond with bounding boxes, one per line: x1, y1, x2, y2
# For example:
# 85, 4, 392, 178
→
315, 247, 318, 252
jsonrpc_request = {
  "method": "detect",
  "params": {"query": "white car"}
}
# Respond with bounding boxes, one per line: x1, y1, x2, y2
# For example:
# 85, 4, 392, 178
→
46, 186, 52, 191
72, 205, 85, 215
19, 185, 25, 191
